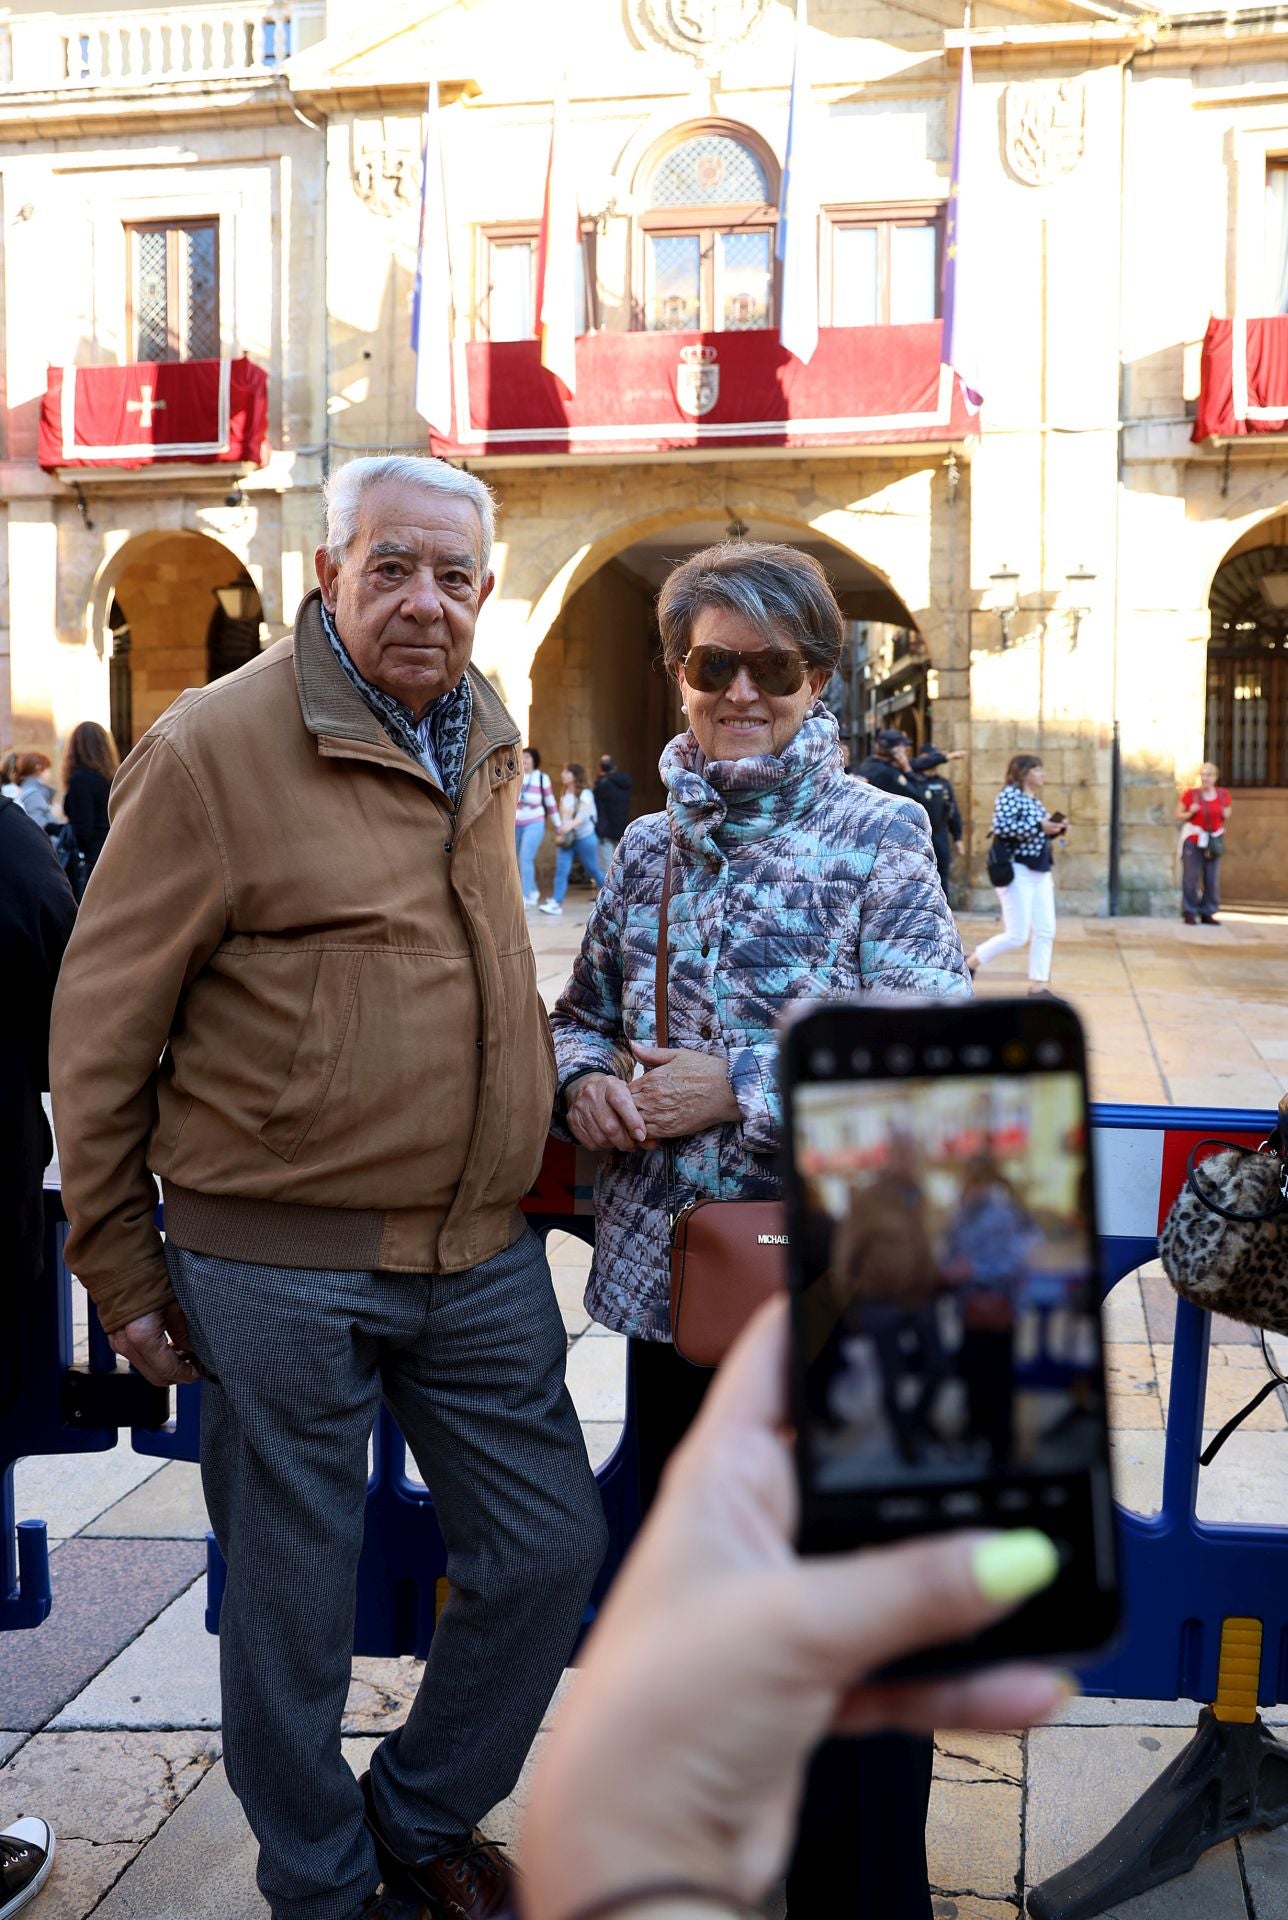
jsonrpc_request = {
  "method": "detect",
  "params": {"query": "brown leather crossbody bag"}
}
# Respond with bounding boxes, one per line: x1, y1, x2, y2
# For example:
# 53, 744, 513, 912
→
656, 844, 788, 1368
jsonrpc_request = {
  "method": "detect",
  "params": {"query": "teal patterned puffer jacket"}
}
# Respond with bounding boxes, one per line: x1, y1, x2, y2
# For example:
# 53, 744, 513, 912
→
549, 706, 972, 1341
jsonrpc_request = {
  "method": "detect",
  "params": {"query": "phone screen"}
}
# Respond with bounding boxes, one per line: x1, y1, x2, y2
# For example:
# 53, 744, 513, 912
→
784, 1001, 1118, 1658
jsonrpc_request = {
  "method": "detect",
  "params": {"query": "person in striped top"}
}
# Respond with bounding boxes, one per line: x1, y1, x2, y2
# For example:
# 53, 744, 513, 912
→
515, 745, 559, 906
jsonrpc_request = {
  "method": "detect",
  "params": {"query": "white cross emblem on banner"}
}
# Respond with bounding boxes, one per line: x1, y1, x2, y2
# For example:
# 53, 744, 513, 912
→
126, 383, 167, 430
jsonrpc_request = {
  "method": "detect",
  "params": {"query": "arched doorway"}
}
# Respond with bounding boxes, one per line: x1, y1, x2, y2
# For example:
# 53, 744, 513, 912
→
98, 531, 262, 752
527, 519, 925, 815
1206, 520, 1288, 906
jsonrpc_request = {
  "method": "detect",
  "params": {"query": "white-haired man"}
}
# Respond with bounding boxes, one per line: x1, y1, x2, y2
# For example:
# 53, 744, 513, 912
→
51, 456, 607, 1920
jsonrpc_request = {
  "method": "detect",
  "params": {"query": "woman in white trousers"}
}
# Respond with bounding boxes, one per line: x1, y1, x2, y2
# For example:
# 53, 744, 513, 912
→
967, 754, 1068, 993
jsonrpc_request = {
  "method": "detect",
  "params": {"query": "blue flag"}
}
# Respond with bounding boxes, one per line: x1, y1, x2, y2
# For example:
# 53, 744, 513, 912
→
941, 39, 982, 412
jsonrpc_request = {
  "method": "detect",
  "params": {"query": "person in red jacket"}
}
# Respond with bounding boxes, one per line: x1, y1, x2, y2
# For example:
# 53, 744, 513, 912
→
1177, 762, 1231, 925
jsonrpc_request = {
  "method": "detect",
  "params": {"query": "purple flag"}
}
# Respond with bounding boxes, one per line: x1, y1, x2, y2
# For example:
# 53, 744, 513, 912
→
941, 40, 982, 413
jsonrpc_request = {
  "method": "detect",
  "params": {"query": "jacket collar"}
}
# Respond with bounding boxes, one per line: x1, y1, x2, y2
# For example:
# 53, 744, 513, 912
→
661, 704, 842, 858
291, 588, 519, 789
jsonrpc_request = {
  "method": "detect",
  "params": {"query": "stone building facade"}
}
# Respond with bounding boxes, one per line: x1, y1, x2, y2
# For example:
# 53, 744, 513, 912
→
4, 0, 1288, 910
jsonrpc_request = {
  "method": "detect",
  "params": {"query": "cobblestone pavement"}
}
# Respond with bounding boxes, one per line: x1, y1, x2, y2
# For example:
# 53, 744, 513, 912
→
4, 895, 1286, 1919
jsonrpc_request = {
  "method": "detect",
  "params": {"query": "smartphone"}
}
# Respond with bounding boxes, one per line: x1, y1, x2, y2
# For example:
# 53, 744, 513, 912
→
781, 996, 1120, 1668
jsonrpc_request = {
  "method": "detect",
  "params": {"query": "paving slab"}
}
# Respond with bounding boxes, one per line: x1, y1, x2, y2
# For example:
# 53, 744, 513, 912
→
343, 1655, 423, 1735
1157, 1350, 1287, 1431
0, 1540, 204, 1732
31, 1838, 141, 1920
91, 1759, 266, 1920
51, 1578, 216, 1730
930, 1901, 1017, 1920
0, 1731, 26, 1763
1106, 1345, 1164, 1430
1025, 1724, 1250, 1916
0, 1728, 219, 1840
582, 1420, 625, 1470
926, 1776, 1022, 1904
1241, 1820, 1288, 1918
11, 1440, 164, 1543
933, 1732, 1023, 1785
1103, 1276, 1148, 1344
83, 1461, 210, 1538
564, 1330, 626, 1423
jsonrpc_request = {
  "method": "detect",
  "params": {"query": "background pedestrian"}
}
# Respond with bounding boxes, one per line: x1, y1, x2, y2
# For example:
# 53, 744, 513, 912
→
1177, 760, 1231, 925
515, 745, 559, 907
539, 761, 605, 914
593, 752, 633, 872
910, 746, 965, 892
61, 721, 119, 886
11, 752, 57, 832
967, 753, 1068, 994
857, 727, 924, 804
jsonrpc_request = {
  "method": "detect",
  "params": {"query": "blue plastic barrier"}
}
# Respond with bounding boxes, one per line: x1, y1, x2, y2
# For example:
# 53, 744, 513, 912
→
7, 1105, 1287, 1693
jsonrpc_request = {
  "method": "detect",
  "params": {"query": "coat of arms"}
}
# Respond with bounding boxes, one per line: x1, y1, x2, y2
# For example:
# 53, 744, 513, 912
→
351, 118, 422, 220
1004, 81, 1086, 189
677, 344, 720, 418
626, 0, 771, 58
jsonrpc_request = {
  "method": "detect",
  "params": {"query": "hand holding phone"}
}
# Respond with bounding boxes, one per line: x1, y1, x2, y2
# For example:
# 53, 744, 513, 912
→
781, 997, 1119, 1673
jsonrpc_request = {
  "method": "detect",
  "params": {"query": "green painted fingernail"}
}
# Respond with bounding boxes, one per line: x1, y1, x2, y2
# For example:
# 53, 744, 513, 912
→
972, 1530, 1061, 1605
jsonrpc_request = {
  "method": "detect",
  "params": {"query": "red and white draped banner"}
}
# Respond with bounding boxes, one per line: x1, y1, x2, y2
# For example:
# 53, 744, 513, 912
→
429, 324, 973, 458
1193, 316, 1288, 440
39, 356, 269, 470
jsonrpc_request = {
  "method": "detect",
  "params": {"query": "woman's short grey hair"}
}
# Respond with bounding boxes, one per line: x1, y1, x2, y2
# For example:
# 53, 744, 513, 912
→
322, 456, 497, 576
657, 541, 844, 673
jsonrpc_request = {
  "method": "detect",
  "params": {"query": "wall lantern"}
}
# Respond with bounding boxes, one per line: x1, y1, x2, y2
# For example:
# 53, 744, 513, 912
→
988, 564, 1020, 649
212, 581, 259, 622
1065, 564, 1096, 646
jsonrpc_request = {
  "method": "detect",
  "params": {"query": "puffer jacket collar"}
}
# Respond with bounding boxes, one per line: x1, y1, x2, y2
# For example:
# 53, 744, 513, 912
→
661, 703, 843, 858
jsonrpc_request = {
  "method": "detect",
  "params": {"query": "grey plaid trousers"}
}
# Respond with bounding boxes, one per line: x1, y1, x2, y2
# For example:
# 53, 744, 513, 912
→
166, 1226, 607, 1920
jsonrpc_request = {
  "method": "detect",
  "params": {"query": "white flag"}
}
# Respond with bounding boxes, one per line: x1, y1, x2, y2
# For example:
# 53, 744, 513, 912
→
411, 81, 453, 436
536, 83, 579, 397
777, 0, 819, 366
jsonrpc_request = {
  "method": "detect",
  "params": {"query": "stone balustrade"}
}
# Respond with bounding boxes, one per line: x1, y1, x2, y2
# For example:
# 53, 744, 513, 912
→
0, 3, 320, 90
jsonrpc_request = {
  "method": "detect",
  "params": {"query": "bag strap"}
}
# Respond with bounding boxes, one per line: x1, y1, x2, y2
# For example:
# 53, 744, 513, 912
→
1186, 1138, 1288, 1224
655, 841, 675, 1226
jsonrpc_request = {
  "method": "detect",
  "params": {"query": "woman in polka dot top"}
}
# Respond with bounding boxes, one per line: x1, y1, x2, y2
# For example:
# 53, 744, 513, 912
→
966, 753, 1069, 992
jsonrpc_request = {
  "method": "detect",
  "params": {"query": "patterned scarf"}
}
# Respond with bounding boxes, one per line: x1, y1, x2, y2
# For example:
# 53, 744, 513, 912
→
320, 600, 473, 803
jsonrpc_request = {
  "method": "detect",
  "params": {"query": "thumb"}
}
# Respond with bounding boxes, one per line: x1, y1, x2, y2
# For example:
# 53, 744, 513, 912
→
632, 1042, 678, 1066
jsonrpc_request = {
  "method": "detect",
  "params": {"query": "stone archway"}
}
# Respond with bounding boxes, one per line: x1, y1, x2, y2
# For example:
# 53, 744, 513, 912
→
526, 513, 925, 816
95, 530, 261, 751
1205, 515, 1288, 905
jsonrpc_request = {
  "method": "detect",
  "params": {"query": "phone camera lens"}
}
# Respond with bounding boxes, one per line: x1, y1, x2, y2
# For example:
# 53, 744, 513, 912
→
924, 1045, 952, 1070
886, 1045, 914, 1073
811, 1048, 836, 1076
850, 1048, 872, 1073
1036, 1039, 1063, 1066
960, 1044, 991, 1068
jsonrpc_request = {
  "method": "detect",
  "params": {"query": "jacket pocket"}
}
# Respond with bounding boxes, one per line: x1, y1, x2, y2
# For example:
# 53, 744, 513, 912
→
257, 951, 365, 1163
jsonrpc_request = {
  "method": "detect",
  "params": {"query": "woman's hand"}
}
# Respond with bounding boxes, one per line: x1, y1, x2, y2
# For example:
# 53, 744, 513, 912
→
521, 1300, 1068, 1920
565, 1073, 648, 1153
630, 1041, 741, 1142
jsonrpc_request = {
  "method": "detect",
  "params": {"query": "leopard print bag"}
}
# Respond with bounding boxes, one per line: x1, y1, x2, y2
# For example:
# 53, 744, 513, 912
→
1159, 1098, 1288, 1335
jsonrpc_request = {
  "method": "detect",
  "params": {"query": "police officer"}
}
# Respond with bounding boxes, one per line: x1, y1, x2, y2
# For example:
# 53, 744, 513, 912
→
910, 746, 966, 893
855, 727, 924, 801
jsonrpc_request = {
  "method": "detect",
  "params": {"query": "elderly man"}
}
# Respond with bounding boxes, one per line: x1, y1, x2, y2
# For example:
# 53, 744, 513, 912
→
50, 456, 606, 1920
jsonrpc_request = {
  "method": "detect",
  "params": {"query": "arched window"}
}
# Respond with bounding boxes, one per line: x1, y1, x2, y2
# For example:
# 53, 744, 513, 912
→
636, 124, 779, 333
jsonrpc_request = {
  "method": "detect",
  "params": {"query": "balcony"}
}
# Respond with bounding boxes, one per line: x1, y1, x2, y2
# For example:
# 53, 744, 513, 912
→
0, 3, 321, 93
39, 356, 269, 472
429, 324, 975, 464
1194, 315, 1288, 444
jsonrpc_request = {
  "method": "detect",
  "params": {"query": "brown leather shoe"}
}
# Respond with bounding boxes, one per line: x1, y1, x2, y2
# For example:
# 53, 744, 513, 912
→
360, 1772, 518, 1920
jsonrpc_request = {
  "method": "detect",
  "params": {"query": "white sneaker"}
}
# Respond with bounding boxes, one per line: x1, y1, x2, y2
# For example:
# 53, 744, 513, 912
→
523, 889, 540, 906
0, 1817, 55, 1919
537, 901, 563, 916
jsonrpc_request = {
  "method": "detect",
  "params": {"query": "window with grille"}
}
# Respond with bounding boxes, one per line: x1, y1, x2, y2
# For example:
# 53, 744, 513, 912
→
475, 226, 594, 341
1206, 647, 1288, 786
127, 220, 220, 363
826, 208, 943, 327
636, 125, 779, 333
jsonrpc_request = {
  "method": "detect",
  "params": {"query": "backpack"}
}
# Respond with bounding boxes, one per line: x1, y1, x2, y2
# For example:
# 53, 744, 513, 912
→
51, 821, 89, 901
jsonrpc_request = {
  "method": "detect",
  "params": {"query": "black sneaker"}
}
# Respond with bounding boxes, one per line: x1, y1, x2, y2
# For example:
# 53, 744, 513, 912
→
0, 1818, 54, 1919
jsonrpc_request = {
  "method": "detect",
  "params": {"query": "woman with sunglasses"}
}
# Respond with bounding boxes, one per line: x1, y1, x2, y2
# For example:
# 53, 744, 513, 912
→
549, 541, 971, 1920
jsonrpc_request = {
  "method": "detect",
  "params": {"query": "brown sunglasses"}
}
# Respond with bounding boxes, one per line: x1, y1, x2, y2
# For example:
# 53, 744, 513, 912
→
681, 644, 808, 697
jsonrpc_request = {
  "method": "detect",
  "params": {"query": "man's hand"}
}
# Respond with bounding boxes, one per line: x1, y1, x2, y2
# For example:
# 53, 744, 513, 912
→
566, 1073, 648, 1153
109, 1302, 201, 1387
630, 1042, 741, 1144
955, 839, 964, 856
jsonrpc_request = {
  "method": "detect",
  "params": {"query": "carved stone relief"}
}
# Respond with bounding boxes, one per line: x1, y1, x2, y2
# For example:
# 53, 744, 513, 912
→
351, 116, 423, 220
1003, 80, 1086, 189
625, 0, 772, 60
